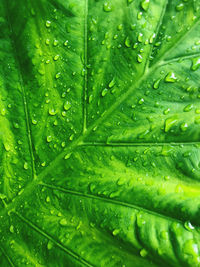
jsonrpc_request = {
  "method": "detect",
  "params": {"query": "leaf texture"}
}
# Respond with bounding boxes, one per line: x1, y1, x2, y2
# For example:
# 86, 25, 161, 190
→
0, 0, 200, 266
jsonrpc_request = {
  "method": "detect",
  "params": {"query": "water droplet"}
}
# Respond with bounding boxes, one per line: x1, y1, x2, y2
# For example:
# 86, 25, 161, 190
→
32, 119, 37, 125
59, 218, 67, 226
191, 58, 200, 71
153, 78, 161, 89
164, 117, 178, 132
138, 98, 144, 105
176, 3, 184, 11
137, 54, 143, 63
112, 229, 120, 236
61, 142, 65, 148
117, 24, 123, 30
9, 225, 14, 233
140, 248, 148, 257
165, 72, 177, 83
137, 12, 143, 20
46, 196, 50, 203
125, 37, 131, 47
183, 104, 193, 112
54, 55, 60, 61
45, 39, 50, 45
41, 162, 46, 167
53, 40, 59, 46
64, 40, 68, 46
103, 2, 113, 12
47, 241, 53, 250
108, 78, 115, 88
180, 122, 188, 132
46, 20, 51, 28
69, 134, 74, 141
1, 108, 6, 116
141, 0, 150, 11
49, 108, 57, 116
163, 108, 170, 115
64, 101, 71, 111
138, 33, 143, 43
64, 153, 71, 160
184, 221, 195, 231
24, 162, 28, 170
101, 88, 108, 97
55, 72, 61, 79
47, 136, 52, 143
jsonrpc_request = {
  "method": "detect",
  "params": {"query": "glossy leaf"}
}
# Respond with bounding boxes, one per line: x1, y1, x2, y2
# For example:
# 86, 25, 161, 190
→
0, 0, 200, 266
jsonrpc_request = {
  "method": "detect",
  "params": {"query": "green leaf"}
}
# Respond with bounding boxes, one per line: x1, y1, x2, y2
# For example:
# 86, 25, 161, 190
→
0, 0, 200, 266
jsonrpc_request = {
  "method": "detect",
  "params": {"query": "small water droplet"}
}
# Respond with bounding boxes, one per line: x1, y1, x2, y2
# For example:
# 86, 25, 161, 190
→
125, 36, 131, 47
24, 162, 28, 170
137, 54, 143, 63
138, 98, 144, 105
47, 135, 52, 143
108, 78, 115, 88
153, 78, 161, 89
64, 40, 68, 46
54, 55, 60, 61
55, 72, 61, 79
64, 153, 71, 160
137, 12, 143, 20
112, 229, 120, 236
140, 248, 148, 257
184, 221, 195, 231
59, 218, 68, 226
64, 101, 71, 111
101, 88, 108, 97
163, 108, 170, 115
32, 119, 37, 125
53, 40, 59, 46
46, 196, 50, 203
176, 3, 184, 11
180, 122, 188, 132
9, 225, 14, 233
138, 33, 143, 43
46, 20, 51, 28
183, 104, 193, 112
45, 39, 50, 45
49, 108, 57, 116
47, 241, 53, 250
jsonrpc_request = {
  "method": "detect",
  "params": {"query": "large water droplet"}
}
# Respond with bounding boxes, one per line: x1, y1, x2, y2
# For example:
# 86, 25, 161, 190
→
103, 2, 113, 12
191, 58, 200, 71
164, 117, 177, 132
165, 72, 177, 83
141, 0, 150, 11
